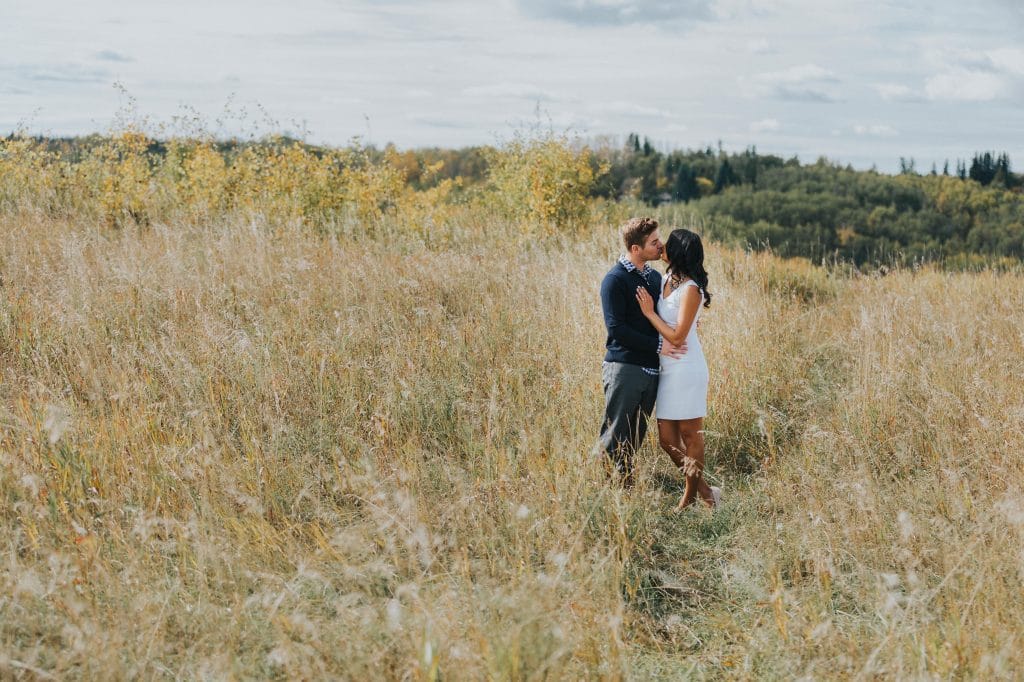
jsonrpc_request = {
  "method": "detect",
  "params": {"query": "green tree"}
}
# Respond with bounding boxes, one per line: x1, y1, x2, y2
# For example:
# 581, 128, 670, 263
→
714, 158, 739, 193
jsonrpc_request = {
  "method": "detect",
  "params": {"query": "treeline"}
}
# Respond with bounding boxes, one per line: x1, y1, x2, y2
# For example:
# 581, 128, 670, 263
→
8, 132, 1024, 266
696, 160, 1024, 265
408, 136, 1024, 265
411, 135, 1024, 266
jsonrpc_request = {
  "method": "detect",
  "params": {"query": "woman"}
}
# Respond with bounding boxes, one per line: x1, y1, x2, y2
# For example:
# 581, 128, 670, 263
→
635, 229, 719, 510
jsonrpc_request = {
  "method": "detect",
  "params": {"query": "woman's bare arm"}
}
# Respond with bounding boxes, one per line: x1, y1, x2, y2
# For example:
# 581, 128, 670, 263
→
635, 285, 700, 347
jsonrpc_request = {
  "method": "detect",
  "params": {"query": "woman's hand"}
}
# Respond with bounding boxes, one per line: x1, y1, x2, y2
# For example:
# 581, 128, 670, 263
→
635, 286, 655, 317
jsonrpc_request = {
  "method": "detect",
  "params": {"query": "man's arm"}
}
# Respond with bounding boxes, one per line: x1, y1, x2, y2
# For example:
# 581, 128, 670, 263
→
601, 275, 661, 354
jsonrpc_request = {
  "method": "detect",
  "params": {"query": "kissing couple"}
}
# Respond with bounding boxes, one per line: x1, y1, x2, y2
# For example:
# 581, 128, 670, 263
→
598, 217, 720, 510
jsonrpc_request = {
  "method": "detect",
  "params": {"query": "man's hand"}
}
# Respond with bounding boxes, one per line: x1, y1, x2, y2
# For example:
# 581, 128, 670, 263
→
660, 340, 687, 359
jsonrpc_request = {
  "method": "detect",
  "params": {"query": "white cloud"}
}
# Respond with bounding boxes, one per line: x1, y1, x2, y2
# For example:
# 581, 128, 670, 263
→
405, 113, 473, 129
765, 64, 835, 82
8, 63, 110, 84
853, 124, 897, 137
925, 69, 1004, 102
597, 101, 676, 119
747, 38, 775, 55
320, 94, 366, 106
749, 118, 780, 133
463, 82, 559, 102
516, 0, 714, 26
4, 0, 1024, 171
506, 110, 599, 132
915, 44, 1024, 103
988, 47, 1024, 76
922, 46, 1016, 74
95, 50, 134, 63
939, 48, 998, 72
875, 83, 921, 102
748, 63, 841, 102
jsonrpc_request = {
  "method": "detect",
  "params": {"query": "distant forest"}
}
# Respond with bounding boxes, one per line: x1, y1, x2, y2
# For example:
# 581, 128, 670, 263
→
402, 135, 1024, 267
22, 133, 1024, 266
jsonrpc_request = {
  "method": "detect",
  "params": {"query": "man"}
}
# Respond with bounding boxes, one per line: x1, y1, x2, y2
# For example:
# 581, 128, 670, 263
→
599, 217, 685, 486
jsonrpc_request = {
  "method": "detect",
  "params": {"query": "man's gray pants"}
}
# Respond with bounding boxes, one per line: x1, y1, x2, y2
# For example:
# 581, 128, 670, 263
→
599, 362, 658, 480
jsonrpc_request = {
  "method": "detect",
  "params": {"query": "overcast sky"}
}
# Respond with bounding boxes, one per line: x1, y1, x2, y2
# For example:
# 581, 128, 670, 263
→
3, 0, 1023, 171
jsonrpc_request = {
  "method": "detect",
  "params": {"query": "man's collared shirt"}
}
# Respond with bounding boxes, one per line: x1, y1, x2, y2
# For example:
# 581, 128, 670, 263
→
618, 255, 656, 280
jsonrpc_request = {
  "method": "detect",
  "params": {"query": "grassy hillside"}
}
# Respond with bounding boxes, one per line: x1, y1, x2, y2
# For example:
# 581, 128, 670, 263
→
1, 201, 1022, 678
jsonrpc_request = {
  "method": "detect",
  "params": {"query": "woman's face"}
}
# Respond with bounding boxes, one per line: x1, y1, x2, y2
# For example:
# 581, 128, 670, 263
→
662, 237, 679, 267
661, 241, 672, 264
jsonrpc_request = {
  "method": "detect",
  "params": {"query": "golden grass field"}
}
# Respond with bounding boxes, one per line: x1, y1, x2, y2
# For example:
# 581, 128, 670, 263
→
1, 135, 1024, 679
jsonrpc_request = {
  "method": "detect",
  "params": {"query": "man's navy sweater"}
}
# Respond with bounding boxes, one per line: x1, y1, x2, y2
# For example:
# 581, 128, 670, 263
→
600, 260, 662, 369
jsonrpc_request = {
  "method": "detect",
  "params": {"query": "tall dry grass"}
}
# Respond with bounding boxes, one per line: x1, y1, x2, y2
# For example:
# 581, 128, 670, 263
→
1, 132, 1023, 679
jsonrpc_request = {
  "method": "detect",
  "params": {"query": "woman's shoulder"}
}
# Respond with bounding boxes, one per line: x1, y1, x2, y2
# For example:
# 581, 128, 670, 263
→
679, 279, 704, 304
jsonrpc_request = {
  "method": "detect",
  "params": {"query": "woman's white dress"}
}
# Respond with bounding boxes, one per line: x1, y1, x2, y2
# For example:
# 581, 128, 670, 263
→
656, 279, 708, 420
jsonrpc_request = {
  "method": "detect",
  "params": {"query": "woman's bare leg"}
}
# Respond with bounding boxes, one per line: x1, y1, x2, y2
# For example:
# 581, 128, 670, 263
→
659, 417, 700, 507
657, 419, 686, 469
676, 417, 714, 509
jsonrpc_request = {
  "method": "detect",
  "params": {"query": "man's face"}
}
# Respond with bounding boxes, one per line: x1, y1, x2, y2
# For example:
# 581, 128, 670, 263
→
634, 229, 663, 262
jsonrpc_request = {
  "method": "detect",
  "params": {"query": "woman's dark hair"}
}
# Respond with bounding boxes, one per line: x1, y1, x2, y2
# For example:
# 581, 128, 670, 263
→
664, 228, 712, 308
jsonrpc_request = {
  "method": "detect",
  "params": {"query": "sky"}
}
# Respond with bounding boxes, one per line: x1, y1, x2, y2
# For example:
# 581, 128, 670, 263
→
2, 0, 1023, 171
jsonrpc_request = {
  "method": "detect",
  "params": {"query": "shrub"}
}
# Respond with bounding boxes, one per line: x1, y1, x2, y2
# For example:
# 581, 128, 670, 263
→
485, 131, 606, 233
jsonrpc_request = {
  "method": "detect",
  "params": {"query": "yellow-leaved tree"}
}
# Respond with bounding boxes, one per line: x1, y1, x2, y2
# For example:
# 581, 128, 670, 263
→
485, 132, 606, 234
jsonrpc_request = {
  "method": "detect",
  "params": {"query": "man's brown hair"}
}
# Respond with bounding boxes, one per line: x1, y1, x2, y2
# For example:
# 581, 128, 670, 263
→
620, 217, 659, 251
